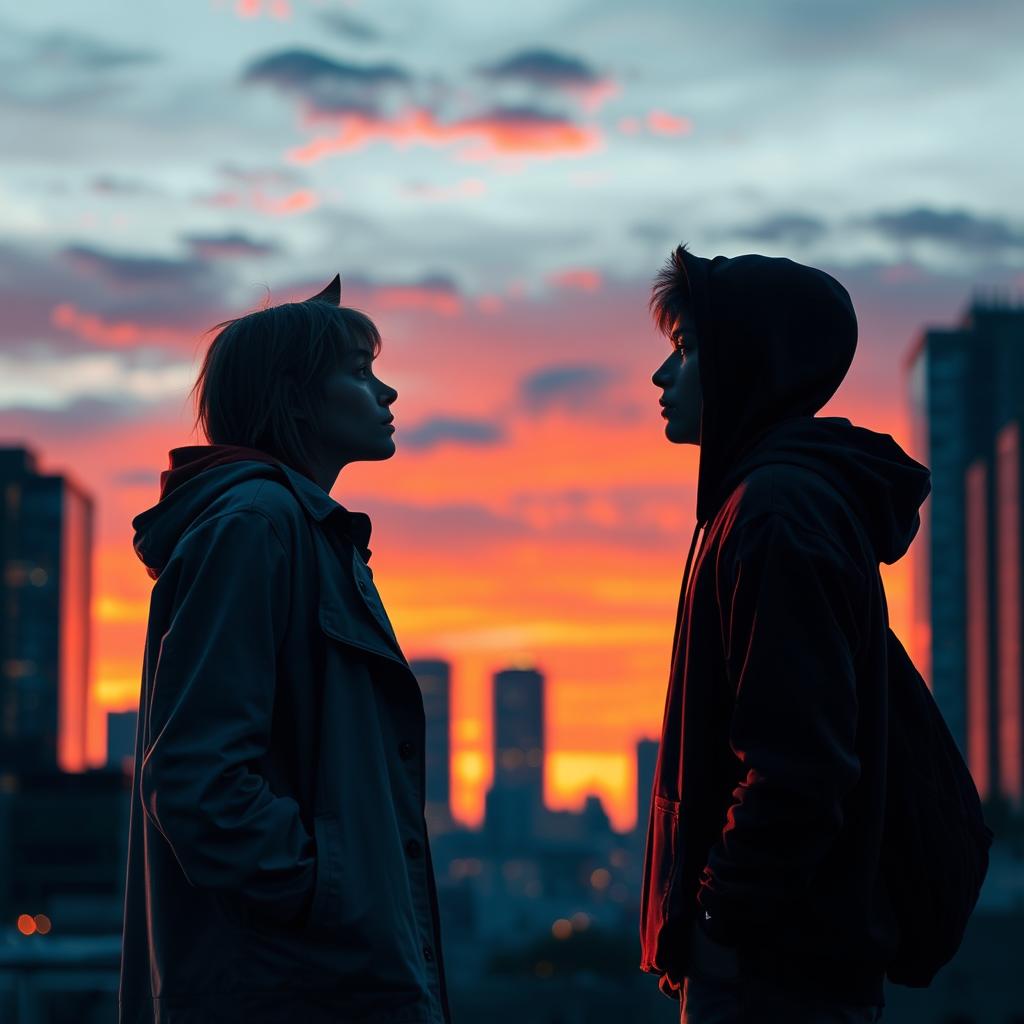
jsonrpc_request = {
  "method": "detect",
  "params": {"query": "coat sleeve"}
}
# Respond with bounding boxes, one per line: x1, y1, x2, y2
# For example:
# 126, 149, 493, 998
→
140, 509, 317, 927
695, 510, 864, 945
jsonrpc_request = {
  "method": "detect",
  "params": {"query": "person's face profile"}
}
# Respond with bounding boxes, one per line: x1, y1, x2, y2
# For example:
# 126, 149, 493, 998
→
652, 307, 702, 446
312, 342, 399, 466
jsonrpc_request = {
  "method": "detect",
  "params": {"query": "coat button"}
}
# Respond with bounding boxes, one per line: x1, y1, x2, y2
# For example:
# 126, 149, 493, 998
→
399, 740, 415, 760
405, 838, 422, 858
357, 580, 368, 593
423, 944, 434, 962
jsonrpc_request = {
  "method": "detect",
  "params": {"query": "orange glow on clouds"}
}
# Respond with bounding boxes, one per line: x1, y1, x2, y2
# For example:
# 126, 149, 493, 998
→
547, 269, 603, 293
51, 304, 191, 350
201, 188, 318, 217
233, 0, 291, 18
646, 111, 692, 136
288, 108, 603, 163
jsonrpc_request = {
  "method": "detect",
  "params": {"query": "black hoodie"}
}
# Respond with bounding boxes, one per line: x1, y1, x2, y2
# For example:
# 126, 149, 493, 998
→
638, 251, 931, 1008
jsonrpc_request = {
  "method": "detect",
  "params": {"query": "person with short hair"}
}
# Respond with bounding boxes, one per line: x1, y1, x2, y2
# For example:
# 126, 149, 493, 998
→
119, 276, 451, 1024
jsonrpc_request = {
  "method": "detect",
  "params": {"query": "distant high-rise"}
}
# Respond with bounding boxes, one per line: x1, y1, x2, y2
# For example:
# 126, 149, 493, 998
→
106, 710, 138, 774
410, 659, 451, 828
487, 667, 545, 844
635, 738, 659, 834
0, 447, 93, 774
906, 301, 1024, 809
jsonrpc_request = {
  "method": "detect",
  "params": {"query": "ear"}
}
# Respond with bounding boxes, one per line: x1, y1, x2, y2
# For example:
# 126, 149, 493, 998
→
303, 273, 341, 306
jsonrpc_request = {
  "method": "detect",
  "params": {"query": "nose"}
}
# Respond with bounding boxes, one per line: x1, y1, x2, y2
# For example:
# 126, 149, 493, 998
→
380, 384, 398, 406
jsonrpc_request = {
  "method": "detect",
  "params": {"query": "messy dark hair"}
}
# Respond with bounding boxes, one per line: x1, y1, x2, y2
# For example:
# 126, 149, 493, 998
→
649, 243, 693, 337
188, 294, 381, 477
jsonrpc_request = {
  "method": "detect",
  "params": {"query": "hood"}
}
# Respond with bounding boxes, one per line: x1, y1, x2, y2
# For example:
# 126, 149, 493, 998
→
132, 444, 371, 580
720, 415, 931, 564
683, 250, 860, 526
676, 250, 929, 570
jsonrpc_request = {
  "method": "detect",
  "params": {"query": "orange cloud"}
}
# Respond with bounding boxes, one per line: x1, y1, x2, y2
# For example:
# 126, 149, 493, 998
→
51, 304, 193, 349
200, 188, 318, 216
372, 285, 463, 317
231, 0, 292, 18
289, 108, 602, 163
647, 110, 693, 136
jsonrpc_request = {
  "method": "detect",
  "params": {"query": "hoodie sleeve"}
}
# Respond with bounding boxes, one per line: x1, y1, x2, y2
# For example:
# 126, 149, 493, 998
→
140, 508, 316, 927
695, 510, 863, 945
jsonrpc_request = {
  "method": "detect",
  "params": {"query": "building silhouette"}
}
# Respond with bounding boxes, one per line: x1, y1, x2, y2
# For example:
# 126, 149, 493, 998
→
634, 737, 659, 838
906, 300, 1024, 810
105, 710, 138, 775
0, 447, 93, 774
410, 659, 452, 831
486, 667, 545, 847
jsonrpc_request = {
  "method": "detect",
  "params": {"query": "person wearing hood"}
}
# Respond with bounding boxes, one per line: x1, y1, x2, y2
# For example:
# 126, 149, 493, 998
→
119, 277, 451, 1024
639, 246, 931, 1023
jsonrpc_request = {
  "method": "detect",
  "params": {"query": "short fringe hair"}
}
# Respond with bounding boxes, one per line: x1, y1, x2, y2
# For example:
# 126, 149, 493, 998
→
188, 296, 381, 478
649, 243, 693, 336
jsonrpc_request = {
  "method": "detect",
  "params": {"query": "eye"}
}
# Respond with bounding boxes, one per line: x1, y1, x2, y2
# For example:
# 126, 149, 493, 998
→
354, 364, 371, 378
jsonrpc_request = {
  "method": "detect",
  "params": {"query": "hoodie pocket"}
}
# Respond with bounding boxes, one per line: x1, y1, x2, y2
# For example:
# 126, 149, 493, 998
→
641, 795, 682, 969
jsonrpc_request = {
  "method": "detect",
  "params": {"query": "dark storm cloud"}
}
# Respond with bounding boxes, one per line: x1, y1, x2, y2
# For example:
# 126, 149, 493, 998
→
730, 212, 828, 245
520, 364, 615, 413
242, 49, 410, 115
183, 232, 280, 260
865, 207, 1024, 252
479, 49, 600, 86
400, 417, 505, 451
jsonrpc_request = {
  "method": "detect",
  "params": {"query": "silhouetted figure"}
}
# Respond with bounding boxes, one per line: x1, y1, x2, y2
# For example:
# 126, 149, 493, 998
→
639, 246, 932, 1023
118, 277, 451, 1023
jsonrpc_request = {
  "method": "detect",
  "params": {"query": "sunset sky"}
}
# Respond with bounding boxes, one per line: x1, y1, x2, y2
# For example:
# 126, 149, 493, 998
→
2, 0, 1023, 830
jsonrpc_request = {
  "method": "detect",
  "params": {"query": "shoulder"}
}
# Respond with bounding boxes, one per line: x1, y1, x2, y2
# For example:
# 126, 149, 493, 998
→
717, 466, 866, 579
184, 478, 310, 555
720, 464, 858, 544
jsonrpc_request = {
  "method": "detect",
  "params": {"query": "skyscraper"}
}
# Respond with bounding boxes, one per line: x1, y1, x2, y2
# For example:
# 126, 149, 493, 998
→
635, 737, 659, 836
487, 666, 545, 844
906, 301, 1024, 809
410, 659, 452, 828
0, 447, 93, 774
106, 709, 138, 774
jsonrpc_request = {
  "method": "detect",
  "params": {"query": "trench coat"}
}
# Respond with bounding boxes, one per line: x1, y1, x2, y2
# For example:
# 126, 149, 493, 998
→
119, 454, 451, 1024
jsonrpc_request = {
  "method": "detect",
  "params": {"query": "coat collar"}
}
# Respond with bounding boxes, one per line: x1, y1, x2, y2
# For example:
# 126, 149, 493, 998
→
276, 461, 373, 563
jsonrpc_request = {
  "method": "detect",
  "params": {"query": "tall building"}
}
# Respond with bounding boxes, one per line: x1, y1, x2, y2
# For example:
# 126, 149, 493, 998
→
635, 737, 659, 835
487, 667, 545, 845
906, 300, 1024, 809
410, 659, 452, 829
0, 447, 93, 774
106, 709, 138, 774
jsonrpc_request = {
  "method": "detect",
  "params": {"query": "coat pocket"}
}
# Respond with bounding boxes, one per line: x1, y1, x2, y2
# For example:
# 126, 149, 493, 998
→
306, 813, 343, 932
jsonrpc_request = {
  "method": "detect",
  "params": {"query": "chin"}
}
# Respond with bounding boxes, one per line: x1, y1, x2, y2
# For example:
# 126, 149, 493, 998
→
665, 422, 698, 446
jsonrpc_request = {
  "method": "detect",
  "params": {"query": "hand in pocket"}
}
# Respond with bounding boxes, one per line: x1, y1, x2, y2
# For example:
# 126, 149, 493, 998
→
687, 916, 740, 983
